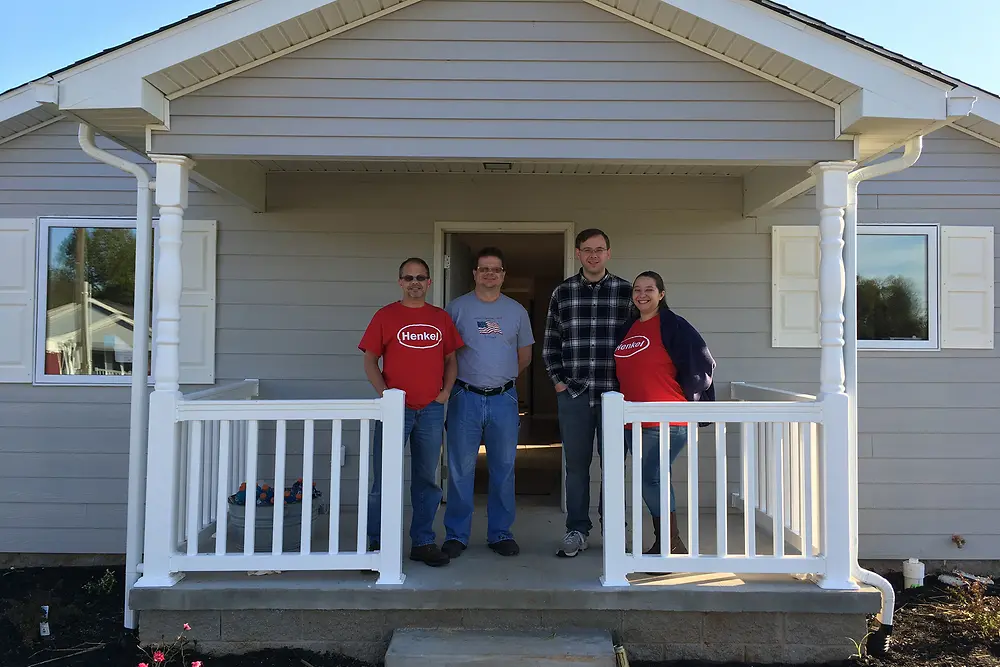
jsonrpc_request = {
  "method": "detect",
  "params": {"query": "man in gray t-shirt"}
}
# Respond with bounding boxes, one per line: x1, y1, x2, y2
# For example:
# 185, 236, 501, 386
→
442, 247, 534, 558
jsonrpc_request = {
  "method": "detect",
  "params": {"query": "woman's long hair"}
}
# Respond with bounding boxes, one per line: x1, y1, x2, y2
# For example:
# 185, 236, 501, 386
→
634, 270, 669, 312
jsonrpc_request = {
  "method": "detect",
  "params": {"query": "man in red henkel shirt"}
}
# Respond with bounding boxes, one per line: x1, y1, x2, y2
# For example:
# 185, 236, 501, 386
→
359, 257, 463, 567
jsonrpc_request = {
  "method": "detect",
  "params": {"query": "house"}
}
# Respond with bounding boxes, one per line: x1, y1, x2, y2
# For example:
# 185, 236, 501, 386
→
0, 0, 997, 662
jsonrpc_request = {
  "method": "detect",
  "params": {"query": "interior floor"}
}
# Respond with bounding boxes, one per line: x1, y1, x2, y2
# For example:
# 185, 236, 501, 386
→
473, 416, 562, 505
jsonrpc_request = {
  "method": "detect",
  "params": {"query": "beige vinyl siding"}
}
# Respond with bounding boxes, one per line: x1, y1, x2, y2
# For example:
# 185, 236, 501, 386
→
152, 0, 850, 162
0, 121, 237, 554
762, 126, 1000, 560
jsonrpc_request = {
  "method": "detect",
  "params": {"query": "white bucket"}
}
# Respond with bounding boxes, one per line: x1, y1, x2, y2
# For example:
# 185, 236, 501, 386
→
903, 558, 925, 588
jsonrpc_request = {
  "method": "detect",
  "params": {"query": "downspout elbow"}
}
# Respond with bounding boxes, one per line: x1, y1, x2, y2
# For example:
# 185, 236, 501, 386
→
851, 136, 923, 184
78, 124, 150, 187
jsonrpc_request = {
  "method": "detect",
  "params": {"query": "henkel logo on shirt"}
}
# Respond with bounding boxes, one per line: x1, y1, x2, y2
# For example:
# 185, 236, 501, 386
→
397, 324, 443, 349
614, 335, 650, 358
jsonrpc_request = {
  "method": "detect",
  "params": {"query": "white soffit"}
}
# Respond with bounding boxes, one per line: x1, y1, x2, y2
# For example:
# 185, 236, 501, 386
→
253, 160, 754, 176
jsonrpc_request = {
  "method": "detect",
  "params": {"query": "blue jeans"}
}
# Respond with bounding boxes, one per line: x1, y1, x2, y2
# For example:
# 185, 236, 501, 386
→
367, 401, 444, 547
557, 391, 603, 535
444, 385, 520, 544
625, 425, 688, 516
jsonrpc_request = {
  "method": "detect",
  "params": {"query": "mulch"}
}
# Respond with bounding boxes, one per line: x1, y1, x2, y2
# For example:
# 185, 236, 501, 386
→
1, 565, 997, 667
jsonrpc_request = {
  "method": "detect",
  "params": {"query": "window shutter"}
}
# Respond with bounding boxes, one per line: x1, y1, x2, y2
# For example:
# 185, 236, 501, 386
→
178, 220, 217, 384
0, 219, 36, 383
771, 225, 820, 348
940, 226, 994, 349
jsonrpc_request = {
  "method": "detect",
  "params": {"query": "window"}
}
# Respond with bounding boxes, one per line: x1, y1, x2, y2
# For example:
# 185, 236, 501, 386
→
857, 225, 938, 350
35, 218, 152, 384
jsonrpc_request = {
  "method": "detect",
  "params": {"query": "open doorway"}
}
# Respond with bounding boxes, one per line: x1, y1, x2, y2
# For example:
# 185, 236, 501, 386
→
440, 229, 569, 506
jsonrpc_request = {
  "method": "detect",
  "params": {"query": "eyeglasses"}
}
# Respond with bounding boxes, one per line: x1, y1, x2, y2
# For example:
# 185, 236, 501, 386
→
400, 274, 429, 282
476, 267, 505, 275
579, 247, 607, 256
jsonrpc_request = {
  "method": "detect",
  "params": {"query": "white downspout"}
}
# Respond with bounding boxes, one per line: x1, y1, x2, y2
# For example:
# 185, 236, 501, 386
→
78, 124, 154, 631
844, 136, 923, 649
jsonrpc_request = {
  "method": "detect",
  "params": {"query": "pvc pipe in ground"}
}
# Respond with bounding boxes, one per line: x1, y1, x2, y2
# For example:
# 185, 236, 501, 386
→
903, 558, 926, 588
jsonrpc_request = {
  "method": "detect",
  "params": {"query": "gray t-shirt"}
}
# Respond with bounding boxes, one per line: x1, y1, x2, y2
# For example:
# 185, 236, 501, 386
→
446, 292, 535, 389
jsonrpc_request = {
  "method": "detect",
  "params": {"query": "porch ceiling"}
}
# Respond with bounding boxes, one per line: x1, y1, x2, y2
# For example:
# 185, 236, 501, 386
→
253, 159, 755, 177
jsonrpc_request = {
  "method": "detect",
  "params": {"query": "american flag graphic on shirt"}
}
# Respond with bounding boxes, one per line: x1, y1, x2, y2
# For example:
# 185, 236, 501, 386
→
477, 319, 502, 335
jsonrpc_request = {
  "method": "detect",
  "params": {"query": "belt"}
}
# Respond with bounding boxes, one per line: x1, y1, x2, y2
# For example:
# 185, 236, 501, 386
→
457, 379, 515, 396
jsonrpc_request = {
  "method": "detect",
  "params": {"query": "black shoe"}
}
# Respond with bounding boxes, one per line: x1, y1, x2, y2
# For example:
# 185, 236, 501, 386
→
489, 538, 520, 557
409, 543, 450, 567
442, 539, 467, 559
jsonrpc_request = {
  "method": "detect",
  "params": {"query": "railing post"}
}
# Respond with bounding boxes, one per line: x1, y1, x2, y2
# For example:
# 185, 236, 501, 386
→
601, 392, 630, 587
377, 389, 406, 585
811, 160, 860, 591
134, 154, 195, 589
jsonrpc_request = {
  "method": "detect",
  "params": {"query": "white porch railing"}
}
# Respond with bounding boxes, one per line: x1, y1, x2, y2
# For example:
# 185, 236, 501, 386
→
135, 381, 408, 587
600, 386, 852, 589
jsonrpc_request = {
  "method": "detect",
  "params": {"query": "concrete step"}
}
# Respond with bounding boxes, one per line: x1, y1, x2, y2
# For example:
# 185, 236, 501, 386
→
385, 628, 617, 667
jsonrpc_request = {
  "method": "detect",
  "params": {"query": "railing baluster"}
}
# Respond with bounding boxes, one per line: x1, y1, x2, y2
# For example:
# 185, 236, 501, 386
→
783, 421, 793, 530
715, 422, 727, 556
329, 420, 342, 554
356, 419, 371, 553
630, 420, 643, 558
790, 421, 802, 539
272, 420, 287, 555
301, 419, 316, 555
771, 422, 785, 558
202, 422, 212, 529
658, 424, 669, 564
741, 422, 756, 557
177, 423, 189, 547
757, 422, 767, 514
687, 424, 699, 556
215, 420, 231, 555
802, 422, 814, 557
243, 420, 259, 555
186, 421, 203, 556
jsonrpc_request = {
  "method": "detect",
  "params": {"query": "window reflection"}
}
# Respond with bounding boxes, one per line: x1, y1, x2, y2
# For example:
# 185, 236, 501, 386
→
44, 227, 152, 376
857, 234, 929, 341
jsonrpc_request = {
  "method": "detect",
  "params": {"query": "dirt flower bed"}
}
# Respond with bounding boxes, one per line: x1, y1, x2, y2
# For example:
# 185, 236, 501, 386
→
1, 566, 998, 667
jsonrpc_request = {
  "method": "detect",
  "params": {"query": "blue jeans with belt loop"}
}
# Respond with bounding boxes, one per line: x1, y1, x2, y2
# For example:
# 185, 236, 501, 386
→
444, 384, 520, 545
624, 425, 688, 517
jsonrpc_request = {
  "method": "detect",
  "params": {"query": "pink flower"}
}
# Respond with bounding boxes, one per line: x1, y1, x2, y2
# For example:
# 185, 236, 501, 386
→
192, 662, 203, 667
153, 651, 166, 663
183, 623, 191, 631
139, 663, 149, 667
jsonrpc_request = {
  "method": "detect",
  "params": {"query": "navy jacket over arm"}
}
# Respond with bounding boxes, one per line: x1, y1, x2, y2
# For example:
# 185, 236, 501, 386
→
615, 308, 717, 406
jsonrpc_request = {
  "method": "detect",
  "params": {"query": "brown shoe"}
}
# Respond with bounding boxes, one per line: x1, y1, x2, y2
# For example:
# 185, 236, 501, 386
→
669, 511, 688, 555
409, 543, 450, 567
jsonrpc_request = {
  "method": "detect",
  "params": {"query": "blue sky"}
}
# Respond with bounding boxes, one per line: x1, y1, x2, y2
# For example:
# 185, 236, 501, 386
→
1, 0, 998, 95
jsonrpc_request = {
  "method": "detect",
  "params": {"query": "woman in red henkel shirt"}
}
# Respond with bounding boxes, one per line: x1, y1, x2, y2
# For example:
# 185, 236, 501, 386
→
614, 271, 716, 556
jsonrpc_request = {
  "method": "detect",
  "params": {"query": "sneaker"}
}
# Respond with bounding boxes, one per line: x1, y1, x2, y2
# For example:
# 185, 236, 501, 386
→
556, 530, 588, 558
442, 539, 467, 559
409, 543, 450, 567
488, 538, 520, 557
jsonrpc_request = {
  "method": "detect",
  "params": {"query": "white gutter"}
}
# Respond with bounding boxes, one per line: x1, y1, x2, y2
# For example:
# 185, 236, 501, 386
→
77, 123, 153, 630
843, 136, 923, 652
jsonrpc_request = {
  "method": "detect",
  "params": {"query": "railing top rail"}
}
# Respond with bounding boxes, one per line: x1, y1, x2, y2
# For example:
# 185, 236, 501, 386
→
182, 379, 260, 402
730, 381, 817, 403
620, 399, 823, 423
176, 397, 384, 422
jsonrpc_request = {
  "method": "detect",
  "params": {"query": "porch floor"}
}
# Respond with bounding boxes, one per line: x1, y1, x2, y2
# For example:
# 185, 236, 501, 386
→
132, 505, 877, 614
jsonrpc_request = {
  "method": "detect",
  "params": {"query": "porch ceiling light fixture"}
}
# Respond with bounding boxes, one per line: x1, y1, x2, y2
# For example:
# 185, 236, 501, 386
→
483, 162, 513, 171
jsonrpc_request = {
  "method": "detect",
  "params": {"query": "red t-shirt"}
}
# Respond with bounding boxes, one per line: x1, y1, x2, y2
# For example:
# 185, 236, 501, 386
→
614, 314, 688, 427
359, 302, 464, 410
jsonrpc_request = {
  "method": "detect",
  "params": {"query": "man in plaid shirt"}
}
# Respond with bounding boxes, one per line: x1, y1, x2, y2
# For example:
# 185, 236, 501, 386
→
543, 229, 634, 557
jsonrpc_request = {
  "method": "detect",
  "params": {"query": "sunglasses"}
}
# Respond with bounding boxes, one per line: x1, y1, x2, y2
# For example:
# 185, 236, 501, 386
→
400, 274, 429, 282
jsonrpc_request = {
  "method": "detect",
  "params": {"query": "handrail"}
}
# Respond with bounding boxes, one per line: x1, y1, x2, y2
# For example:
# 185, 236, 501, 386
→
177, 398, 382, 421
622, 400, 822, 423
183, 379, 260, 402
730, 381, 816, 403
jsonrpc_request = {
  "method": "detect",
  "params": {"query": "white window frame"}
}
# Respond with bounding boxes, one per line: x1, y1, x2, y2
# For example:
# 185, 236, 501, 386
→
857, 224, 939, 351
33, 216, 153, 386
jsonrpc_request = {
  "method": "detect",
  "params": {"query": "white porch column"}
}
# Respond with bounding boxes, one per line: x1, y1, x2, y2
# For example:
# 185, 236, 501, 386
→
134, 155, 195, 588
809, 160, 859, 591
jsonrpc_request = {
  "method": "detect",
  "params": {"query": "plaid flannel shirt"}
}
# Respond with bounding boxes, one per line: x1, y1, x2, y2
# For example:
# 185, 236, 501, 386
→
542, 270, 634, 407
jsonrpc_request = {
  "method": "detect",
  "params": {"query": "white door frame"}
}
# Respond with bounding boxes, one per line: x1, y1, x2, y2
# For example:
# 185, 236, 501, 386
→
432, 221, 577, 512
432, 221, 576, 306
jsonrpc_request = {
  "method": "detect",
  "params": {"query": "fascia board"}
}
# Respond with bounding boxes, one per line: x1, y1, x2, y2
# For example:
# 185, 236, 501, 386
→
663, 0, 951, 117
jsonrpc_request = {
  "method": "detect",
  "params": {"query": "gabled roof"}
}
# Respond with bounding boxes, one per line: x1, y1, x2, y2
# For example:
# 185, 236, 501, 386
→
1, 0, 997, 157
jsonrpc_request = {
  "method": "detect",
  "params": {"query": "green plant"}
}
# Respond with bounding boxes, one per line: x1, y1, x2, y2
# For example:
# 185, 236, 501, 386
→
846, 631, 873, 659
138, 622, 204, 667
82, 568, 117, 595
948, 580, 1000, 640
